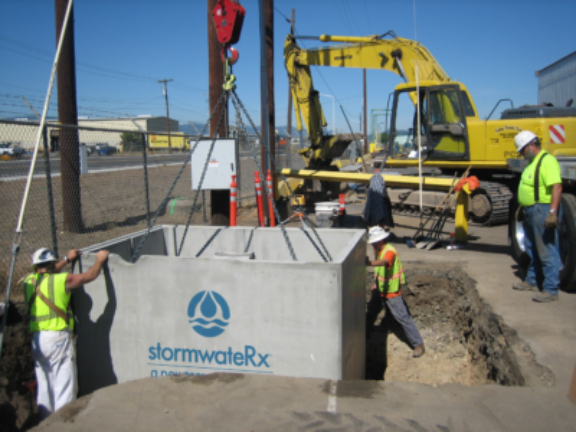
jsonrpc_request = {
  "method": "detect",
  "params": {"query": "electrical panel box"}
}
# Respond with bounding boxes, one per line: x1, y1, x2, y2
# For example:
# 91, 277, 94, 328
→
191, 138, 239, 190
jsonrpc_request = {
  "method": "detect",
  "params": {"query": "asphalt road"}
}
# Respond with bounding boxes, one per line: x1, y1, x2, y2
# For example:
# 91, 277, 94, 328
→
0, 149, 290, 181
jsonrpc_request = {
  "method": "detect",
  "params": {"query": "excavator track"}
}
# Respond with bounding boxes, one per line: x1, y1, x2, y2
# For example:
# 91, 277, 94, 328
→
388, 181, 513, 226
473, 182, 513, 225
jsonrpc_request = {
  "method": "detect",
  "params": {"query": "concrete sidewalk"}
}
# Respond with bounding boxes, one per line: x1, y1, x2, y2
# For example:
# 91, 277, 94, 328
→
33, 215, 576, 432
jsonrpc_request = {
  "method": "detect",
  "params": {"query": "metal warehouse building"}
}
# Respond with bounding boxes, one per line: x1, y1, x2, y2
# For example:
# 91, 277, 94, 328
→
0, 116, 178, 150
536, 51, 576, 107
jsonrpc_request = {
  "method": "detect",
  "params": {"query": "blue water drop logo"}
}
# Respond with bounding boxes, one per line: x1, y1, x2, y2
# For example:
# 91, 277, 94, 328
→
187, 291, 230, 338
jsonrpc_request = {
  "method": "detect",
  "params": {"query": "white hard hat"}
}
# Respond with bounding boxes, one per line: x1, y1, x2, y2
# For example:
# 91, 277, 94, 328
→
514, 131, 538, 153
31, 248, 57, 266
367, 226, 390, 244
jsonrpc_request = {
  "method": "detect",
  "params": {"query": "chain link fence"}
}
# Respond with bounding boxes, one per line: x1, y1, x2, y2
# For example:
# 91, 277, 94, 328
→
0, 119, 305, 298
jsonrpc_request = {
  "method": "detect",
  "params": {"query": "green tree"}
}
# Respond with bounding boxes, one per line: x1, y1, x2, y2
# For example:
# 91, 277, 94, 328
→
120, 132, 142, 152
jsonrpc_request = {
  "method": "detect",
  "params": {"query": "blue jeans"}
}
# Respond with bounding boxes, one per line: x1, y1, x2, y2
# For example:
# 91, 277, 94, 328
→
523, 203, 562, 294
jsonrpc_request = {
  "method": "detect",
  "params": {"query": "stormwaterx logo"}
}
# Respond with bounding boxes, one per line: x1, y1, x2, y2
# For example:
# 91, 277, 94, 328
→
146, 290, 272, 377
187, 290, 230, 337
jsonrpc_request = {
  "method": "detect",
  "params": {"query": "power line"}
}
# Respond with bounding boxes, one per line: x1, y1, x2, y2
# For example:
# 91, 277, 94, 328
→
273, 7, 291, 22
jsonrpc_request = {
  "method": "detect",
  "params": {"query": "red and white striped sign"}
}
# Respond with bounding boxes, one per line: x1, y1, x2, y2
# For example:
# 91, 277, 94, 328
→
549, 125, 565, 144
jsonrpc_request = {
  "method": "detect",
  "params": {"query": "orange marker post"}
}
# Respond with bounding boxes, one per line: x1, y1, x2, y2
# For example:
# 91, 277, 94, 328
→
266, 170, 276, 227
339, 193, 346, 216
254, 171, 265, 227
230, 174, 237, 227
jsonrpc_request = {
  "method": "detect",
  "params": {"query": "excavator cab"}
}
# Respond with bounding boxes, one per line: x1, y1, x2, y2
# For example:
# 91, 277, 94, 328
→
388, 83, 471, 161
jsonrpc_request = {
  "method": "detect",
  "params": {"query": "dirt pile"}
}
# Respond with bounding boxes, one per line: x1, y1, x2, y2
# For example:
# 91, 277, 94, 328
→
366, 262, 554, 387
0, 300, 38, 431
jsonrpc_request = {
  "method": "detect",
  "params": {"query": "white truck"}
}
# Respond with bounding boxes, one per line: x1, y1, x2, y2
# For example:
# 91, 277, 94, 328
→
0, 142, 26, 159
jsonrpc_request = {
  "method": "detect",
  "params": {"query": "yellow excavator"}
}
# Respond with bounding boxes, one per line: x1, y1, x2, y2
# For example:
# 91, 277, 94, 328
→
282, 32, 576, 225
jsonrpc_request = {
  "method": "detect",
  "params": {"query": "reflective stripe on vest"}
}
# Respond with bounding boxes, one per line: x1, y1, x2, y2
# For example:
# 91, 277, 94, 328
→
374, 244, 404, 298
24, 273, 73, 332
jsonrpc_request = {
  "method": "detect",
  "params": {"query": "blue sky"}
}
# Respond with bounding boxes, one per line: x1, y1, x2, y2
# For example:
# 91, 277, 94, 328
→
1, 0, 575, 136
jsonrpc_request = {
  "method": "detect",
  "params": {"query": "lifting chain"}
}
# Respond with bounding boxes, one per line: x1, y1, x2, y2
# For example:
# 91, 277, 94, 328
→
196, 228, 223, 258
130, 91, 228, 263
231, 90, 333, 263
244, 227, 256, 253
230, 92, 298, 261
177, 92, 230, 256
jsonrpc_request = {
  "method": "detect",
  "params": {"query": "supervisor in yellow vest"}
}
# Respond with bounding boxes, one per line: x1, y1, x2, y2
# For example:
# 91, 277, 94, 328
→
365, 227, 425, 358
512, 131, 563, 302
24, 247, 110, 420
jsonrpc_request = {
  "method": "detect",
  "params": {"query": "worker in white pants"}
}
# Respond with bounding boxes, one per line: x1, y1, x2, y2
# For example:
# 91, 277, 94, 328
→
32, 330, 77, 418
24, 247, 110, 419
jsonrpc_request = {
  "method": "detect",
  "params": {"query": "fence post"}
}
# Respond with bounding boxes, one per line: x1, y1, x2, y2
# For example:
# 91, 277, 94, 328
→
141, 133, 150, 228
43, 125, 59, 256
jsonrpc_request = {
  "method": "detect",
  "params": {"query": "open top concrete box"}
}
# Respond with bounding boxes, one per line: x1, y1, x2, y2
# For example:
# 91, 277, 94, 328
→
73, 225, 367, 396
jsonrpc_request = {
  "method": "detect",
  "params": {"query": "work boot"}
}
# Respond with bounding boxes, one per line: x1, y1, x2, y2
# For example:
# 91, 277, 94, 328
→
412, 344, 425, 358
512, 281, 538, 292
532, 292, 559, 302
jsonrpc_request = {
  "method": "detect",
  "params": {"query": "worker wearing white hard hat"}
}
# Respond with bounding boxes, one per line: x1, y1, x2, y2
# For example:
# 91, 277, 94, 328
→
512, 130, 563, 302
365, 227, 425, 358
24, 247, 110, 419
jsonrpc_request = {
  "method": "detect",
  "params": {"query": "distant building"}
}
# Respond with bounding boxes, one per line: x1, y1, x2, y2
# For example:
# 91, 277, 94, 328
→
536, 51, 576, 107
0, 116, 179, 150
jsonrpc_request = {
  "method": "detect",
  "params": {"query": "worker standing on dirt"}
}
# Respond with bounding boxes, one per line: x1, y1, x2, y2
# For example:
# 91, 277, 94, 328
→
513, 131, 563, 302
24, 247, 110, 419
365, 227, 425, 357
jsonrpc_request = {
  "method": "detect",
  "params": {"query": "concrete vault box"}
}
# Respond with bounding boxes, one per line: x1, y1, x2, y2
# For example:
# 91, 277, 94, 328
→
73, 225, 367, 395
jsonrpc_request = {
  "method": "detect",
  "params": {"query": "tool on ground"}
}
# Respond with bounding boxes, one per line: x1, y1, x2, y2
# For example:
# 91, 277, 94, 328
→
254, 171, 265, 227
407, 166, 472, 249
266, 170, 275, 227
230, 174, 237, 227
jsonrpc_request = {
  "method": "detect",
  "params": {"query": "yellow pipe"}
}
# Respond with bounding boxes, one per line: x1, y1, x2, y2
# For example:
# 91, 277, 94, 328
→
319, 34, 380, 44
386, 160, 507, 169
279, 168, 456, 191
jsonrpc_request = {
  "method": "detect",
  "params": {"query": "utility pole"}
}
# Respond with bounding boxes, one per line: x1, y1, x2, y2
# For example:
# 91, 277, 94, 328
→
259, 0, 275, 225
207, 0, 230, 225
363, 69, 367, 154
158, 79, 173, 153
55, 0, 83, 233
286, 8, 295, 168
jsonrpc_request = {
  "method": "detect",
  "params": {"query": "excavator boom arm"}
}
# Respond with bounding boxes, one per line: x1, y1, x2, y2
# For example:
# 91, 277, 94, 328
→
300, 34, 450, 83
284, 33, 451, 148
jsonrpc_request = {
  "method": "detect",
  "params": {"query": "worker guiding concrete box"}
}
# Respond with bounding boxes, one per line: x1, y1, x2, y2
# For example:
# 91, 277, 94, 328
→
23, 247, 110, 420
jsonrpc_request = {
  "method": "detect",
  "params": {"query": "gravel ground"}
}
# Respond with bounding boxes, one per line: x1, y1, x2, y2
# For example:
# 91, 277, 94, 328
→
0, 152, 303, 299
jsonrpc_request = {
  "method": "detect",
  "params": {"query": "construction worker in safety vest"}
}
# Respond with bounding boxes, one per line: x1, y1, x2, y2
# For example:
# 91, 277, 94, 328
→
365, 226, 425, 358
24, 247, 110, 419
512, 130, 563, 302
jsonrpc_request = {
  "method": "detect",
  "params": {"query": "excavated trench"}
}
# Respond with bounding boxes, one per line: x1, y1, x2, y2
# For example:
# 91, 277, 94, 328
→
366, 262, 554, 386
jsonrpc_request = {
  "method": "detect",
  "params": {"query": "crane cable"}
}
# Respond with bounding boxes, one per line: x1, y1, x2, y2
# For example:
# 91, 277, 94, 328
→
414, 0, 424, 220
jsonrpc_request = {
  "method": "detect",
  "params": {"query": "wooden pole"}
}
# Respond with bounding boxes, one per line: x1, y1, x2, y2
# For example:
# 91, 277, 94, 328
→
207, 0, 230, 225
56, 0, 83, 233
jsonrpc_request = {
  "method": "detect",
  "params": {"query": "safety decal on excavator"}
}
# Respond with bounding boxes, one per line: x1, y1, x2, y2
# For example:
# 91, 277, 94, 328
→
550, 125, 565, 144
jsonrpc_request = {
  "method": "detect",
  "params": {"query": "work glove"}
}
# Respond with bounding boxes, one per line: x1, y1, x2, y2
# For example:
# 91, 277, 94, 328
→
515, 206, 524, 222
545, 212, 558, 229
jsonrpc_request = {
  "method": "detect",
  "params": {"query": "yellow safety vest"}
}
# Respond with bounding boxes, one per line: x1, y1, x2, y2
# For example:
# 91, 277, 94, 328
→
24, 273, 74, 332
374, 244, 405, 298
